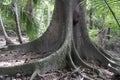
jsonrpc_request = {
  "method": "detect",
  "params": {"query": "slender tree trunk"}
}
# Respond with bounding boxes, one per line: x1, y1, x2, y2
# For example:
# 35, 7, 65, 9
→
106, 27, 111, 40
12, 0, 23, 44
0, 16, 14, 45
0, 16, 9, 40
89, 7, 93, 29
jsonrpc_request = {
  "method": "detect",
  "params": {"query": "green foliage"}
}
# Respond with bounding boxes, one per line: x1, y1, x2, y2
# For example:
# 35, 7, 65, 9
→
87, 0, 120, 44
0, 0, 54, 41
0, 1, 16, 34
88, 29, 99, 43
20, 10, 40, 40
33, 0, 38, 4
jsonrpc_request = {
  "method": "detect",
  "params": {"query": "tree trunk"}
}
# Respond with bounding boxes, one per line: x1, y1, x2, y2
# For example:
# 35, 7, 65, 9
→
0, 16, 9, 40
12, 0, 23, 44
0, 0, 120, 79
89, 7, 93, 29
0, 16, 14, 45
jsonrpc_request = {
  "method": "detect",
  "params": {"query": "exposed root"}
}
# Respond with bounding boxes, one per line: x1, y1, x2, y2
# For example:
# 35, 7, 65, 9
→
77, 21, 120, 72
30, 70, 38, 80
72, 42, 101, 73
67, 53, 100, 79
58, 67, 94, 80
0, 0, 119, 78
0, 1, 73, 76
0, 21, 72, 76
81, 74, 94, 80
94, 43, 120, 65
97, 44, 120, 65
66, 41, 116, 79
30, 67, 45, 80
91, 43, 120, 74
71, 68, 94, 80
79, 34, 120, 74
67, 50, 77, 69
0, 44, 68, 75
108, 63, 120, 74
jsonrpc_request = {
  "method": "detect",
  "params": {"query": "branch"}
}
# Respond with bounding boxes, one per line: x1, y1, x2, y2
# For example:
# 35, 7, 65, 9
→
104, 0, 120, 28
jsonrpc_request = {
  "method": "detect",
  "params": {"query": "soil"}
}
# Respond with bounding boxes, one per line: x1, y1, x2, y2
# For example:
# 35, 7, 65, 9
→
0, 35, 119, 80
0, 35, 40, 67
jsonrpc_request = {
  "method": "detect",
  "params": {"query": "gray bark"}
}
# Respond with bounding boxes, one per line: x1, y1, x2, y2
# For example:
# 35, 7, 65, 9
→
0, 16, 9, 40
0, 16, 14, 45
12, 0, 23, 44
0, 0, 120, 79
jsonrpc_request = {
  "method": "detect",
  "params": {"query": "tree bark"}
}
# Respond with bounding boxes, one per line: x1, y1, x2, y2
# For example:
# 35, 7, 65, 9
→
0, 16, 9, 41
12, 0, 23, 44
0, 0, 120, 79
0, 16, 14, 45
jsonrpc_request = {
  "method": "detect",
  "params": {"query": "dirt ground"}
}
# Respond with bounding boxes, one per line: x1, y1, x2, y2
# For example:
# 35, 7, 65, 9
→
0, 35, 120, 80
0, 35, 38, 67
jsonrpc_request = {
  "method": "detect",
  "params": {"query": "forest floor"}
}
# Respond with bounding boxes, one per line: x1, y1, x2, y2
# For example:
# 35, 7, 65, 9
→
0, 35, 120, 80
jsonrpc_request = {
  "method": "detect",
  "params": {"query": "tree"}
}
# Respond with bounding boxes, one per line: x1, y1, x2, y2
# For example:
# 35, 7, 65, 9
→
0, 16, 14, 45
12, 0, 23, 44
0, 0, 120, 79
0, 0, 40, 41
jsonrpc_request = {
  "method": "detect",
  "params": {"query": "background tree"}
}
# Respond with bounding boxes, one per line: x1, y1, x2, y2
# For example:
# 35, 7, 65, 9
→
12, 0, 23, 44
87, 0, 120, 48
0, 16, 14, 45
